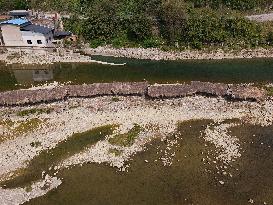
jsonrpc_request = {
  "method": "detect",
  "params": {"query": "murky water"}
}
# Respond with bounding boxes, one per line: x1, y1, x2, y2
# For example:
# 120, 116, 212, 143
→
21, 120, 273, 205
1, 57, 273, 91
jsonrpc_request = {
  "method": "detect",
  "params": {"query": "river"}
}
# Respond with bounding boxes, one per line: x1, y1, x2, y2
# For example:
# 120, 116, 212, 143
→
1, 57, 273, 91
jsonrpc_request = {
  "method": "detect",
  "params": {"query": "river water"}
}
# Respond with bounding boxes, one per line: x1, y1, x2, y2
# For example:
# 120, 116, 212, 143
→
0, 58, 273, 205
1, 57, 273, 91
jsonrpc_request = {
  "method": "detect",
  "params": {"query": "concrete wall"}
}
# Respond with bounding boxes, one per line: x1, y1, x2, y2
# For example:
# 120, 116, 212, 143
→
1, 25, 54, 47
1, 25, 24, 46
0, 82, 267, 106
21, 31, 54, 47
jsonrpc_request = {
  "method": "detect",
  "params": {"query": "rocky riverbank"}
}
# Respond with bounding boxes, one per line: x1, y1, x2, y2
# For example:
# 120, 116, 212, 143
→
2, 45, 273, 66
83, 46, 273, 60
0, 49, 125, 66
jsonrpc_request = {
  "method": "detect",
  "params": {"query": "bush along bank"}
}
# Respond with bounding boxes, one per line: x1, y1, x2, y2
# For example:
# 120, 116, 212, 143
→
62, 0, 273, 50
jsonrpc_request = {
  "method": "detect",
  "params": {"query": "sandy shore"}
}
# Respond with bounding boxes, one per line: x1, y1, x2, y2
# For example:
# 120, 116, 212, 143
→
83, 46, 273, 60
0, 95, 273, 204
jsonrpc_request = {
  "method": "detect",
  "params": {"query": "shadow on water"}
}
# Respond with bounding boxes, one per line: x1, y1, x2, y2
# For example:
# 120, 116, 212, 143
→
1, 57, 273, 91
22, 120, 273, 205
1, 125, 115, 189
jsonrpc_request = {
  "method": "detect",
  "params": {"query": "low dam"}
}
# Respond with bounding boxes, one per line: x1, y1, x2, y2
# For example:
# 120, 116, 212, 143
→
0, 81, 267, 106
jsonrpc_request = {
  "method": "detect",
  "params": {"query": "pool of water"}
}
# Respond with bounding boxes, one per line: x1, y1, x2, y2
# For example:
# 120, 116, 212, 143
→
1, 57, 273, 91
22, 120, 273, 205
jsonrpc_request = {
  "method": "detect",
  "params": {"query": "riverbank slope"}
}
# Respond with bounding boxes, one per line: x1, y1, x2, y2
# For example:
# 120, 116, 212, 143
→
83, 46, 273, 61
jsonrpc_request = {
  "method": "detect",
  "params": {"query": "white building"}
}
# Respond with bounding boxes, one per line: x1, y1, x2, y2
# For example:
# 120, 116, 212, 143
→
0, 18, 54, 48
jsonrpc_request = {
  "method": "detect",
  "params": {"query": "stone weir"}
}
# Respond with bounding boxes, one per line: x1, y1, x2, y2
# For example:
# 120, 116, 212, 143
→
0, 82, 267, 106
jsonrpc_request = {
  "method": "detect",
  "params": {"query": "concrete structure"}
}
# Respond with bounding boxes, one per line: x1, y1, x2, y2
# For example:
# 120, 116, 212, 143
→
0, 19, 54, 48
9, 10, 31, 19
246, 13, 273, 22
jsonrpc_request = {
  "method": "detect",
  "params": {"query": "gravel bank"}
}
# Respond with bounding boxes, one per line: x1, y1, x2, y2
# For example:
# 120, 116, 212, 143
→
83, 46, 273, 61
0, 50, 126, 66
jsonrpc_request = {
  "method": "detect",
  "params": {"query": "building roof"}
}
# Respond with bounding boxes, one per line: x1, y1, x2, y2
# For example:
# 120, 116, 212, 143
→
54, 30, 72, 38
21, 24, 53, 34
9, 10, 30, 17
0, 18, 30, 26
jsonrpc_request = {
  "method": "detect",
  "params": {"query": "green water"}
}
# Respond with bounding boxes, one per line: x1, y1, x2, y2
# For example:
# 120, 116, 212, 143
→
21, 120, 273, 205
1, 57, 273, 91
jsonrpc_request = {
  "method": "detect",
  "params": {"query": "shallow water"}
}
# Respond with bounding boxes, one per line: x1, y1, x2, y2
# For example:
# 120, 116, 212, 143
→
23, 120, 273, 205
1, 57, 273, 91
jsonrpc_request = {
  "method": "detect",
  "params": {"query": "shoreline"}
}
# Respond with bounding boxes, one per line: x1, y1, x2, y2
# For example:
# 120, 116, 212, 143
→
0, 49, 126, 66
1, 46, 273, 65
82, 46, 273, 61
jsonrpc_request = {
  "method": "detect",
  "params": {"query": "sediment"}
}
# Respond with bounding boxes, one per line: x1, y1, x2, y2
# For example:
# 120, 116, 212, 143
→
0, 82, 267, 106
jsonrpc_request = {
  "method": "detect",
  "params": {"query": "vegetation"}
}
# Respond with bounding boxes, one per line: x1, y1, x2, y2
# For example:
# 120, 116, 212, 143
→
30, 141, 42, 148
2, 0, 273, 50
109, 124, 142, 147
14, 118, 43, 134
109, 148, 122, 156
265, 86, 273, 96
111, 97, 120, 102
61, 0, 273, 49
17, 108, 53, 117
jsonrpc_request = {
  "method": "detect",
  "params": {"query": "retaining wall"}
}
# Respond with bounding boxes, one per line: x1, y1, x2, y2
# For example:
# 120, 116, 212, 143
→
0, 82, 267, 106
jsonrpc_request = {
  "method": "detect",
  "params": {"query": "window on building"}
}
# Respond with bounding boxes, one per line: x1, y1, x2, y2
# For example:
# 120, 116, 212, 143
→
49, 37, 52, 41
27, 40, 32, 44
46, 39, 48, 43
37, 40, 42, 44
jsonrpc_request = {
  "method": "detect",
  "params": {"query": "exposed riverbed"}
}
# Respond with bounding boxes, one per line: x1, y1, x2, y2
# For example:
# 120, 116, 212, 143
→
0, 59, 273, 205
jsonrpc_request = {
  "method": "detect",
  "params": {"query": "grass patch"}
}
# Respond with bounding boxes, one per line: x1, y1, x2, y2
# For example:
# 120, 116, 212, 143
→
0, 119, 44, 143
25, 184, 32, 192
0, 135, 13, 143
0, 119, 15, 127
111, 97, 120, 102
109, 124, 142, 147
2, 125, 116, 188
109, 148, 122, 156
17, 108, 53, 117
14, 118, 43, 135
30, 141, 42, 148
265, 87, 273, 96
